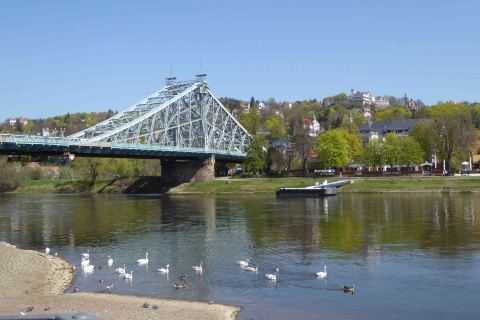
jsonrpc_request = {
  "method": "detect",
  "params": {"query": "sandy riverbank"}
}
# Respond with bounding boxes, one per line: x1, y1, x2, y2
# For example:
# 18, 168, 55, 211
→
0, 242, 239, 319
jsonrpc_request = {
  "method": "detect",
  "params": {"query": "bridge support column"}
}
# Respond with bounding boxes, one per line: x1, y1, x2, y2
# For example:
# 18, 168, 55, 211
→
161, 156, 215, 186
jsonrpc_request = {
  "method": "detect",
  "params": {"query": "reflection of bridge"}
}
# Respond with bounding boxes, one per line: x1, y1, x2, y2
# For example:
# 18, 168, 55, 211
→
0, 76, 250, 183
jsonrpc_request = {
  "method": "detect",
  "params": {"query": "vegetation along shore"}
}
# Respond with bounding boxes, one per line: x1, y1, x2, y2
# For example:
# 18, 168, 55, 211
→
2, 176, 480, 194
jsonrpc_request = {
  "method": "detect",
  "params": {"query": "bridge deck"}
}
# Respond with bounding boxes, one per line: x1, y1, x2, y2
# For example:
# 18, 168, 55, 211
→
0, 134, 246, 161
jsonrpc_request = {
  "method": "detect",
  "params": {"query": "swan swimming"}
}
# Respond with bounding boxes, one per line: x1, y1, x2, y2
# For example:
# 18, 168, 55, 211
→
158, 264, 170, 274
82, 249, 90, 259
243, 265, 258, 273
83, 264, 94, 273
137, 252, 149, 265
115, 264, 126, 274
316, 266, 327, 279
107, 256, 113, 266
265, 273, 277, 282
236, 259, 250, 267
123, 270, 133, 280
193, 261, 203, 273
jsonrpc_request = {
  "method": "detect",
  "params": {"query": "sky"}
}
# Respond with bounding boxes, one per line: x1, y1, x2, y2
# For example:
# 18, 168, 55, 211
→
1, 0, 479, 120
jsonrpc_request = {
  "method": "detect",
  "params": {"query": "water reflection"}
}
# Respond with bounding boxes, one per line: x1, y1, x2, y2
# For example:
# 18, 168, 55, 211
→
0, 193, 479, 256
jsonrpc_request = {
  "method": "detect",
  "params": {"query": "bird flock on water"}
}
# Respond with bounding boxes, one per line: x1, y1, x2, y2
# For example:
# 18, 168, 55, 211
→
45, 247, 355, 294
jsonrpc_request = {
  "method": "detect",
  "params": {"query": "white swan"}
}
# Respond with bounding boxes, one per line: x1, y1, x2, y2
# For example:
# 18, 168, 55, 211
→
82, 249, 90, 259
115, 264, 126, 274
236, 259, 250, 267
83, 264, 94, 273
193, 261, 203, 273
243, 265, 258, 273
107, 256, 113, 266
158, 264, 170, 274
316, 266, 327, 279
123, 270, 133, 280
81, 258, 90, 267
265, 273, 277, 282
137, 252, 149, 265
45, 247, 50, 254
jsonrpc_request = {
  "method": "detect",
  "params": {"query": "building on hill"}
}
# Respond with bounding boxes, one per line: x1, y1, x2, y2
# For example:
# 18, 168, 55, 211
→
359, 119, 420, 142
349, 89, 374, 105
304, 114, 324, 137
400, 93, 420, 111
348, 89, 390, 109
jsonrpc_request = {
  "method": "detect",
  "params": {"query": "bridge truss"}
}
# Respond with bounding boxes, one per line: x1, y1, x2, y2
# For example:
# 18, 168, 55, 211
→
0, 77, 250, 161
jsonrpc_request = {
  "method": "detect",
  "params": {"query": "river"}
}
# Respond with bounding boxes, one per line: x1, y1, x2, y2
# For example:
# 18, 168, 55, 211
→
0, 193, 479, 319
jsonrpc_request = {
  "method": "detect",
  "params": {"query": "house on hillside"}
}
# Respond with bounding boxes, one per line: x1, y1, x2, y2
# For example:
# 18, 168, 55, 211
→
359, 119, 420, 142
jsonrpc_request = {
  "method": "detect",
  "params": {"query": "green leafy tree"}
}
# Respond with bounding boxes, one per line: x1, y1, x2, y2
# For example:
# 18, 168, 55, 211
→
383, 133, 401, 168
375, 107, 412, 121
411, 121, 434, 161
239, 107, 261, 135
73, 157, 108, 187
399, 136, 424, 168
428, 103, 475, 170
245, 136, 268, 175
314, 129, 351, 168
265, 115, 287, 141
363, 139, 385, 168
337, 128, 363, 161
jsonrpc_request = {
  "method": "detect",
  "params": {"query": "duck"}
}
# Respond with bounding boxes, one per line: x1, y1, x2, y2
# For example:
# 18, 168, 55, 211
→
243, 265, 259, 273
179, 274, 188, 281
343, 284, 355, 293
123, 270, 133, 280
82, 249, 90, 259
265, 273, 277, 282
83, 264, 94, 273
105, 283, 114, 293
158, 264, 170, 274
193, 261, 203, 273
45, 247, 50, 254
173, 283, 186, 289
273, 266, 280, 273
137, 252, 149, 265
107, 256, 113, 266
236, 259, 250, 267
316, 266, 327, 279
115, 264, 126, 274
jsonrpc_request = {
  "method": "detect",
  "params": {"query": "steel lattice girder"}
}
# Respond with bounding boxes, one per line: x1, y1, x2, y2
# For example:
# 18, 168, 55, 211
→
69, 81, 250, 154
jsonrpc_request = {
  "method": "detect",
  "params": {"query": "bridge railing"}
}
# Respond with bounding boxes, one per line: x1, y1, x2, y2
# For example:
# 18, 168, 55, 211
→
0, 134, 246, 157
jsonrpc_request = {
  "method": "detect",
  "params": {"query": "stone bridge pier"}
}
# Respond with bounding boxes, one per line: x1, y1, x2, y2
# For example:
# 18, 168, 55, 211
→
160, 156, 215, 186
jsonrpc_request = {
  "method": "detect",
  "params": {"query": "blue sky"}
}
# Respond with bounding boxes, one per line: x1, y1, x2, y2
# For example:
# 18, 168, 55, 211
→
1, 0, 479, 120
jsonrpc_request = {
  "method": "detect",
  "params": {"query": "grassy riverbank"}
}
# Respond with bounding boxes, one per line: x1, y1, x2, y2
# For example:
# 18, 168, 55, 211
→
4, 176, 480, 194
171, 176, 480, 194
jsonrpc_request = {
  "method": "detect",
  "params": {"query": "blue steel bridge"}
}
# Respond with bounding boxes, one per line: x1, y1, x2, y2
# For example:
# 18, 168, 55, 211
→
0, 76, 250, 163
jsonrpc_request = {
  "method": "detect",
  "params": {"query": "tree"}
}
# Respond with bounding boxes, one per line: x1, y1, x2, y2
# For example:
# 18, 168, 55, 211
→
249, 97, 256, 109
398, 136, 424, 168
73, 157, 108, 187
337, 128, 363, 162
245, 136, 268, 175
265, 115, 287, 141
314, 129, 351, 169
411, 121, 434, 161
363, 139, 385, 168
375, 107, 412, 121
239, 107, 261, 135
293, 124, 314, 175
383, 133, 401, 168
429, 103, 475, 170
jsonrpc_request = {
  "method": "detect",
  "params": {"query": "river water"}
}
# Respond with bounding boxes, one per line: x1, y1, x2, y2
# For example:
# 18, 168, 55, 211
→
0, 193, 479, 319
